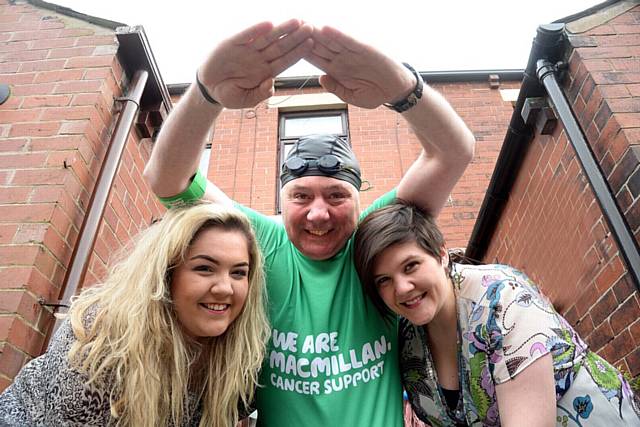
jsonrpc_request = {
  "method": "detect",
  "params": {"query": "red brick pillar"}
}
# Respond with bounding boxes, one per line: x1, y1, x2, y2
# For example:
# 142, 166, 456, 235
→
563, 5, 640, 376
484, 5, 640, 378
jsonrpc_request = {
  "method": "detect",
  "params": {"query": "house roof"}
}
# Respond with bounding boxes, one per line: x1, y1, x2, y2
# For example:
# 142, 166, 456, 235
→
167, 69, 525, 96
26, 0, 126, 29
24, 0, 172, 114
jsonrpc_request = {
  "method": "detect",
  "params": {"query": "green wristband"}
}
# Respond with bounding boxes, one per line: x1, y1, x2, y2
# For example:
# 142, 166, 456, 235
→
158, 170, 207, 209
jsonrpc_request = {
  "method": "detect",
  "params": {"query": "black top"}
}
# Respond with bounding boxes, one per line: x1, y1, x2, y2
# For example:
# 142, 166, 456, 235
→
440, 386, 461, 411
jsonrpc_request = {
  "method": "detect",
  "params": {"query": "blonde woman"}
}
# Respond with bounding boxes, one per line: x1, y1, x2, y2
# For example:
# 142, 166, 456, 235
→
0, 203, 269, 427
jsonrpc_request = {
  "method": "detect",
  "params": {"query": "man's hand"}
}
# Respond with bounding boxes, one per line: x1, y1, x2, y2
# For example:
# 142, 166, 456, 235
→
198, 20, 313, 109
306, 26, 415, 109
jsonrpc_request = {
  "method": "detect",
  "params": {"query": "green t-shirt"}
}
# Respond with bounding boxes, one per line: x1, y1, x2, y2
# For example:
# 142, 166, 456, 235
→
236, 190, 402, 426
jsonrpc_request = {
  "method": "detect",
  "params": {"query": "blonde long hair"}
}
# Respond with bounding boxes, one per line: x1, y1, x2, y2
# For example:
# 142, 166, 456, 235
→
67, 203, 269, 427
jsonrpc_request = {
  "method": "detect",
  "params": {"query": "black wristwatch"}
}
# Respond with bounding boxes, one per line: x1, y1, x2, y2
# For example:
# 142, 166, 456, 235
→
384, 63, 423, 113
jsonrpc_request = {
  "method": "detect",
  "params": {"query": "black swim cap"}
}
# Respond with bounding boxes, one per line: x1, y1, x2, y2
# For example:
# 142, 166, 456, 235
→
280, 134, 362, 189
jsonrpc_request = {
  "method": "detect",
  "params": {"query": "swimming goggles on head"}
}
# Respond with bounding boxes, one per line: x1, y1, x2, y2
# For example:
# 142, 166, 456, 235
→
283, 154, 343, 176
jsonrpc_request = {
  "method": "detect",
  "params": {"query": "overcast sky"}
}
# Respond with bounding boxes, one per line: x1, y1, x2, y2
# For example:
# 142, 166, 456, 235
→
56, 0, 604, 84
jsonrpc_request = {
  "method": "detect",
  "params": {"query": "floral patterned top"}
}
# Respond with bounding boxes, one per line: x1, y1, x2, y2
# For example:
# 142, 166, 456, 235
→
400, 264, 640, 427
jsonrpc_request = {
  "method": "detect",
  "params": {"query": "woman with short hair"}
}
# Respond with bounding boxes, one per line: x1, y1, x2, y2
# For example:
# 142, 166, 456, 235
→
354, 201, 640, 427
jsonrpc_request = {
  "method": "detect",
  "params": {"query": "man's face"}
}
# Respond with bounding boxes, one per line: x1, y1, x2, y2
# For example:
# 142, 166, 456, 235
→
281, 176, 360, 260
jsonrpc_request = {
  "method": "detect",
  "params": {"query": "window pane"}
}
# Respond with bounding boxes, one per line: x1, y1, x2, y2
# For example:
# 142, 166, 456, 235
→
282, 142, 295, 160
198, 145, 212, 177
283, 115, 343, 137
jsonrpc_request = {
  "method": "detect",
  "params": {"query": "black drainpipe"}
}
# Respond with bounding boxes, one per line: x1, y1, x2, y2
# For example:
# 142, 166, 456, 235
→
465, 24, 565, 260
466, 22, 640, 291
537, 59, 640, 288
47, 70, 149, 338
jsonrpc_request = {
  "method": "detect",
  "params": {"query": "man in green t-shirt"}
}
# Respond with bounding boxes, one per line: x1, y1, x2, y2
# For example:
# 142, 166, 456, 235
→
144, 20, 474, 426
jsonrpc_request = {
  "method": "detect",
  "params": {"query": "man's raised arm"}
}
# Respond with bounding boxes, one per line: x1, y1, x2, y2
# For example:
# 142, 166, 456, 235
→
306, 26, 475, 217
144, 20, 313, 205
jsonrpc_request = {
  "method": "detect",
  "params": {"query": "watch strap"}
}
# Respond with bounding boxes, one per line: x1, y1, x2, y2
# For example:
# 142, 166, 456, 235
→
384, 63, 423, 113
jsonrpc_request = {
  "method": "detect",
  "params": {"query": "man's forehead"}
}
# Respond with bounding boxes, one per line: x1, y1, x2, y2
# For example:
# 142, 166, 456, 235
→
284, 177, 357, 193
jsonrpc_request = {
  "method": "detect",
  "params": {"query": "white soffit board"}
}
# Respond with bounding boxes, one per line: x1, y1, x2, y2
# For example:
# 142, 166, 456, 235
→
268, 93, 346, 111
500, 89, 520, 102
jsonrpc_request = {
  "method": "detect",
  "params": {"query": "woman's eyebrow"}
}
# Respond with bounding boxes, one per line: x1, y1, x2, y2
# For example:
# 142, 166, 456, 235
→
189, 254, 218, 264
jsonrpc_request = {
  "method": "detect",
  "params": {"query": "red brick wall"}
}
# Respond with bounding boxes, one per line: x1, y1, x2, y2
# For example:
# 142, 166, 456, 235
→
0, 0, 164, 391
198, 81, 519, 249
484, 6, 640, 376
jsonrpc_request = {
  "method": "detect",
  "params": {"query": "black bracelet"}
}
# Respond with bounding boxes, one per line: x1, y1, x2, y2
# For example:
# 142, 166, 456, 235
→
383, 63, 424, 113
195, 71, 220, 105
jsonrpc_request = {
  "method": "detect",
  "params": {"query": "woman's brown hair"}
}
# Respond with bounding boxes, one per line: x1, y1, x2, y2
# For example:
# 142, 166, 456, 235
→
354, 200, 446, 318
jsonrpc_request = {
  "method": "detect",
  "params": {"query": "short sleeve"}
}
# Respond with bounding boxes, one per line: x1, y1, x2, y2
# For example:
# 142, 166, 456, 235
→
233, 203, 288, 260
466, 265, 571, 384
158, 170, 207, 208
358, 189, 398, 221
